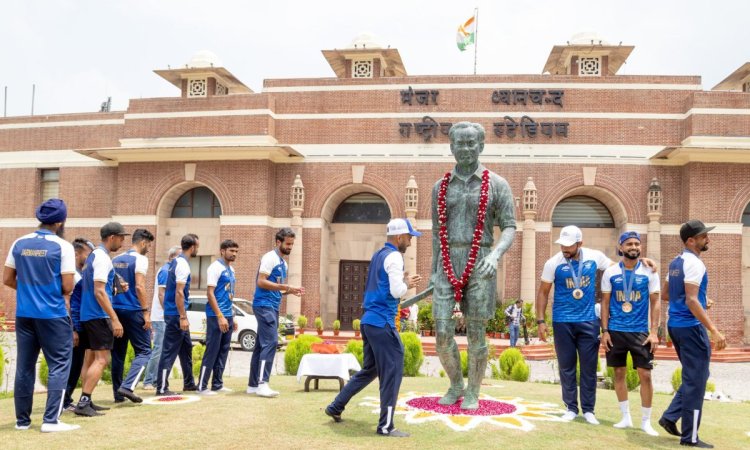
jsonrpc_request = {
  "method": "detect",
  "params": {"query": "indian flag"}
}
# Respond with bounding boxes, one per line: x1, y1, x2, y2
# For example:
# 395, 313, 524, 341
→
456, 15, 476, 51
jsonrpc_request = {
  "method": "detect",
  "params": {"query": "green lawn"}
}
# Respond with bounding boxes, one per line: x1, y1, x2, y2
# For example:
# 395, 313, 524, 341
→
0, 376, 748, 449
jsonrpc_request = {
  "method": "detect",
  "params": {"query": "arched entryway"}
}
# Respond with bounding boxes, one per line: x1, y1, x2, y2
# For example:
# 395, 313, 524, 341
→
319, 186, 393, 330
156, 183, 223, 293
741, 201, 750, 344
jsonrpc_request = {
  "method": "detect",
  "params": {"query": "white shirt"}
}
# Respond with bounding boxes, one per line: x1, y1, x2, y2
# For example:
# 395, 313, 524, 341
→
384, 251, 408, 299
92, 248, 114, 282
175, 257, 191, 283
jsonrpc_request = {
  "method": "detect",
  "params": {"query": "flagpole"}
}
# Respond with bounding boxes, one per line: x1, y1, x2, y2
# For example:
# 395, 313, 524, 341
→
473, 7, 479, 75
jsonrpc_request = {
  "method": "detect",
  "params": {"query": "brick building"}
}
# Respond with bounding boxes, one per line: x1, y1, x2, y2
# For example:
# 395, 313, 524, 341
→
1, 34, 749, 343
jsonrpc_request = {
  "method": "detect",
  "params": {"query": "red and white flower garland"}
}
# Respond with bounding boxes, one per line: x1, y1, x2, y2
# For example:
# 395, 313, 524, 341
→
437, 169, 490, 319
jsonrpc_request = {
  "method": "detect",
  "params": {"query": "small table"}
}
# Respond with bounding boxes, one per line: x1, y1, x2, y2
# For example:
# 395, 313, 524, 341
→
296, 353, 362, 392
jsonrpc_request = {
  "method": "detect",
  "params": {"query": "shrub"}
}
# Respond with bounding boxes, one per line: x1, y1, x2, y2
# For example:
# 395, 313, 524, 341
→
439, 369, 446, 378
284, 334, 322, 375
706, 380, 716, 393
605, 354, 640, 391
510, 360, 530, 382
499, 348, 524, 380
490, 361, 502, 380
401, 332, 424, 376
352, 319, 361, 331
39, 355, 49, 386
418, 304, 433, 331
460, 350, 468, 377
297, 315, 308, 329
333, 320, 341, 331
192, 343, 205, 377
344, 339, 364, 366
314, 317, 323, 330
671, 367, 682, 393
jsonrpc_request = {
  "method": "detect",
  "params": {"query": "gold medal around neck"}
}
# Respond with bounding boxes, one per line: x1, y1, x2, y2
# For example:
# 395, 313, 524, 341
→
622, 302, 633, 313
572, 288, 584, 300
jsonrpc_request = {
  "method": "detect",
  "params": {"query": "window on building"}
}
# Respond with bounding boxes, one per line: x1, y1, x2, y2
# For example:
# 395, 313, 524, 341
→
352, 59, 374, 78
332, 193, 390, 224
171, 187, 222, 218
187, 78, 207, 98
188, 255, 213, 291
552, 195, 614, 228
578, 57, 601, 76
742, 202, 750, 227
40, 169, 60, 200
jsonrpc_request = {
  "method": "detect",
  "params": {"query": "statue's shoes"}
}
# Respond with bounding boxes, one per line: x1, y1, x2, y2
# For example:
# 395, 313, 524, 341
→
460, 394, 479, 410
438, 386, 464, 405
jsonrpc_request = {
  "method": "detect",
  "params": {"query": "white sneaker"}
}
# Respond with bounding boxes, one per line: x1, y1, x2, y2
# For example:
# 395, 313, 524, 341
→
561, 411, 577, 421
15, 423, 30, 430
613, 416, 633, 428
641, 422, 659, 436
198, 389, 218, 396
256, 383, 279, 398
246, 386, 258, 395
41, 421, 80, 433
217, 387, 233, 392
583, 412, 600, 425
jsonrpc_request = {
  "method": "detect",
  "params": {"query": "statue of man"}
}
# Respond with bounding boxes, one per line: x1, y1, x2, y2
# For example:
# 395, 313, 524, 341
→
429, 122, 516, 409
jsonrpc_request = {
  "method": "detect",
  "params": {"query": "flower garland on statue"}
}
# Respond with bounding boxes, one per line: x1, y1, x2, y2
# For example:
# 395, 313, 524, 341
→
437, 169, 490, 319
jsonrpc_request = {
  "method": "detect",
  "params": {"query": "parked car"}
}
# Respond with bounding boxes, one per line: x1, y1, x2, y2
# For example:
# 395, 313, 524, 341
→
186, 296, 294, 352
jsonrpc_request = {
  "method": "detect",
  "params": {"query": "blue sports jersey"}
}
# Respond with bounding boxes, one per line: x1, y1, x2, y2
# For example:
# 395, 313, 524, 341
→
112, 250, 147, 310
667, 250, 708, 328
80, 246, 115, 321
361, 243, 400, 328
206, 259, 235, 318
602, 263, 660, 333
164, 255, 192, 316
70, 271, 83, 331
5, 229, 75, 319
253, 250, 287, 311
541, 247, 612, 323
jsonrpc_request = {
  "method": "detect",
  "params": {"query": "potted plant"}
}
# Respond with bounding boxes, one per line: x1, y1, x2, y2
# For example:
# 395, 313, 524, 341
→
666, 332, 673, 348
314, 317, 324, 336
418, 305, 433, 337
297, 315, 308, 335
332, 319, 341, 336
352, 319, 361, 338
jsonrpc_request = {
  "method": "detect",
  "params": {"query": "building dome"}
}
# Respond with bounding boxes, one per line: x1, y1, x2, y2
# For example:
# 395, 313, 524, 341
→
348, 32, 383, 49
187, 50, 223, 68
569, 32, 609, 46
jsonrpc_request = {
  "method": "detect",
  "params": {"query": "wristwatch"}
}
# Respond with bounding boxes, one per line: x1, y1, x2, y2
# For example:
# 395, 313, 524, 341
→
536, 319, 545, 325
601, 328, 609, 333
179, 315, 187, 320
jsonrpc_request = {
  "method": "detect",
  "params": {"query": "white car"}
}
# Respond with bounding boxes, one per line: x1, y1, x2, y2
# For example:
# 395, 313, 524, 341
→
186, 297, 258, 352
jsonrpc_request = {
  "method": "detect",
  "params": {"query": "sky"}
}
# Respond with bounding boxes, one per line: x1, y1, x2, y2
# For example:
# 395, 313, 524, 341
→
1, 0, 749, 116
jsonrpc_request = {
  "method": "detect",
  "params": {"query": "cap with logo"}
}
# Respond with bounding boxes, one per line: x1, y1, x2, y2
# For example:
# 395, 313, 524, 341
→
386, 218, 422, 237
555, 225, 583, 246
679, 220, 715, 242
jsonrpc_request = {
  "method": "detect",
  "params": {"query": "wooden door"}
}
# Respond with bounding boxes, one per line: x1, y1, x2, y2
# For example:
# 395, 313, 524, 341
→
338, 260, 369, 330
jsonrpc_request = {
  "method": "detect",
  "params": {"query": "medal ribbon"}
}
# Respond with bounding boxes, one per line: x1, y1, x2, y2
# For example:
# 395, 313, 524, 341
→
219, 258, 235, 298
565, 249, 585, 292
620, 261, 640, 304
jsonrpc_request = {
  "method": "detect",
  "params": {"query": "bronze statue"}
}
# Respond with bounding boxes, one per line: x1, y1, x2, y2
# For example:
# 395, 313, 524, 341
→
403, 122, 516, 409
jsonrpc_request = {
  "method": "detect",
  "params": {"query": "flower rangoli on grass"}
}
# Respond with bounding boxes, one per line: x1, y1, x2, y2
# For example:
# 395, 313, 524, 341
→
359, 390, 566, 432
142, 394, 201, 405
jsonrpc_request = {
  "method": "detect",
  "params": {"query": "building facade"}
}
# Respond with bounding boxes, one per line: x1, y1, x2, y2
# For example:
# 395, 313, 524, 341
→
2, 35, 750, 343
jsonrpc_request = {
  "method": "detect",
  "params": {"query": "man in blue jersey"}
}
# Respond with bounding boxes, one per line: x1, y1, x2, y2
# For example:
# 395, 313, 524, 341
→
658, 220, 726, 448
247, 228, 304, 398
325, 218, 422, 437
601, 231, 661, 436
156, 233, 200, 396
75, 222, 129, 416
198, 239, 239, 394
63, 238, 95, 412
3, 199, 79, 432
143, 246, 181, 389
111, 228, 155, 403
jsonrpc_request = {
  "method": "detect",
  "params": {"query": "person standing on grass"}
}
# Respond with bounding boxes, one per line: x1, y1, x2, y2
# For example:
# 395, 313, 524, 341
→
4, 199, 79, 433
658, 220, 726, 448
156, 234, 200, 396
600, 231, 661, 437
75, 222, 130, 417
198, 240, 239, 394
111, 228, 155, 403
325, 218, 421, 438
247, 228, 304, 398
63, 238, 95, 412
143, 246, 180, 389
